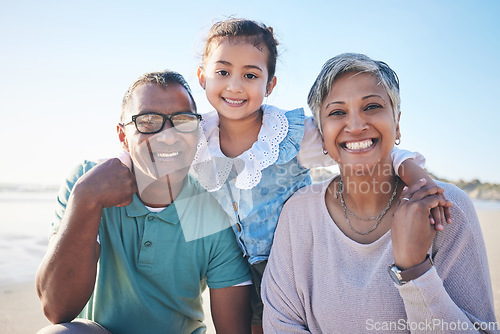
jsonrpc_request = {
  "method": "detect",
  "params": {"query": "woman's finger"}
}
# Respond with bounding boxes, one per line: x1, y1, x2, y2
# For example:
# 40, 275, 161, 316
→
444, 205, 453, 224
407, 185, 447, 203
439, 205, 445, 229
436, 191, 453, 225
429, 205, 444, 230
400, 178, 426, 202
400, 188, 412, 202
430, 206, 445, 231
418, 194, 453, 213
429, 207, 438, 225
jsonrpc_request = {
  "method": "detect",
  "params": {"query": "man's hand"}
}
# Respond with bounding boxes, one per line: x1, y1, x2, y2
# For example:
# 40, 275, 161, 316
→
74, 158, 137, 209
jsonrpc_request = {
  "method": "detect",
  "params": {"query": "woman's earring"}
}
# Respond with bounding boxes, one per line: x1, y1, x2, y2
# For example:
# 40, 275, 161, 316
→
322, 148, 328, 155
395, 138, 401, 145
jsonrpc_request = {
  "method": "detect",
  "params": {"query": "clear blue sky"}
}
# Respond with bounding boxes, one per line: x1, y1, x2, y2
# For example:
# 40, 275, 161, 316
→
1, 0, 499, 185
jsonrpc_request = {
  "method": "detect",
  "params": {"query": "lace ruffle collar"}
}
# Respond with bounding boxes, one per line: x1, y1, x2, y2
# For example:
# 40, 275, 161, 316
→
193, 105, 290, 190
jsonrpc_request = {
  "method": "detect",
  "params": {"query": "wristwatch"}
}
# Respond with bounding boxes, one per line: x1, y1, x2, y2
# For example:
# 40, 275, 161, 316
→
388, 254, 433, 286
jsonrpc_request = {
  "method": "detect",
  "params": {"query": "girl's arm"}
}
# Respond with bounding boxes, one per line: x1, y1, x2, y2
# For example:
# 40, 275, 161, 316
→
296, 117, 335, 168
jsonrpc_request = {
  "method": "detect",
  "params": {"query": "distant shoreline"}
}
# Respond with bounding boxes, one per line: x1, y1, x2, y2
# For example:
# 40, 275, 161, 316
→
0, 184, 59, 192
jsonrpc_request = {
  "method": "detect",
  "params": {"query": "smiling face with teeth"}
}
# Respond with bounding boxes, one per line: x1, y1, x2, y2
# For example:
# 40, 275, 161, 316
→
118, 83, 198, 186
320, 71, 401, 174
197, 37, 276, 122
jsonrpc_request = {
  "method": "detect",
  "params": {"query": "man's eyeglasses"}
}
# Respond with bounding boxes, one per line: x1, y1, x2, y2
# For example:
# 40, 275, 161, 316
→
122, 112, 202, 134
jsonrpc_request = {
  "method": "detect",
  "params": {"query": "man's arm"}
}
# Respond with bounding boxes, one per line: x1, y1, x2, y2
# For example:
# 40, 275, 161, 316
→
35, 159, 136, 324
210, 285, 252, 334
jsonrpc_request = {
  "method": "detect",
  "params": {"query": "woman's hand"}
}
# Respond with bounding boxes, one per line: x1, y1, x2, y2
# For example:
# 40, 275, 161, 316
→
397, 159, 452, 230
427, 180, 452, 231
391, 179, 453, 269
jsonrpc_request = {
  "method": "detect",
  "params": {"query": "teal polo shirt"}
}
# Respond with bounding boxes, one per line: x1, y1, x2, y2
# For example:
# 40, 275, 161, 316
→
52, 161, 251, 334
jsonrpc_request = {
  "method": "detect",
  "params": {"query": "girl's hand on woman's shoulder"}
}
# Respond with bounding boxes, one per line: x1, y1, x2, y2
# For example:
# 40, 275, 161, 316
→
391, 179, 453, 270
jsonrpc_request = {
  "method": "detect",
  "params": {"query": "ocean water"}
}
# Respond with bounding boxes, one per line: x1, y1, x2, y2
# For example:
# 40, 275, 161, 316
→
0, 191, 57, 285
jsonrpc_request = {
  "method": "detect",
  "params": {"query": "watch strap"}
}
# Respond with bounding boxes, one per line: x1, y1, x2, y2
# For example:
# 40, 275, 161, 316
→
399, 254, 433, 283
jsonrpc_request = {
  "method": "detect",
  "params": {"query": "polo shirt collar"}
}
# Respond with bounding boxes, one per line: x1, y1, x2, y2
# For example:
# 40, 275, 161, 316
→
124, 176, 197, 225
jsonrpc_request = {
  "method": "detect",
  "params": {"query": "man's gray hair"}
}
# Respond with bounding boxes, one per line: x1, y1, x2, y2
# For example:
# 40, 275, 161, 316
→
307, 53, 400, 133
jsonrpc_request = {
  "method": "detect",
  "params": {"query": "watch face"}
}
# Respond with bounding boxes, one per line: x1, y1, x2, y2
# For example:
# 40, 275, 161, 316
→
388, 265, 404, 286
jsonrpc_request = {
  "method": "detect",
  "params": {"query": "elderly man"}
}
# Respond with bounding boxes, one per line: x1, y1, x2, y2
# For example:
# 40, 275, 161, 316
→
36, 70, 252, 334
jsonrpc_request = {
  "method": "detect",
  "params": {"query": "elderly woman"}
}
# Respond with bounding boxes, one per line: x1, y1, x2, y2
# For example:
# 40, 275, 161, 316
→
261, 53, 498, 333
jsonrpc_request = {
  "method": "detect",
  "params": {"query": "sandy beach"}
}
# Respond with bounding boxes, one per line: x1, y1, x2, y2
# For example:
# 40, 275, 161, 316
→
1, 207, 498, 334
477, 210, 500, 320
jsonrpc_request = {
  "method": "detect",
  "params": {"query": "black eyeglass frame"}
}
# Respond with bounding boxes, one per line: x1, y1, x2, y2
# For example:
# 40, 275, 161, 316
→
122, 111, 202, 134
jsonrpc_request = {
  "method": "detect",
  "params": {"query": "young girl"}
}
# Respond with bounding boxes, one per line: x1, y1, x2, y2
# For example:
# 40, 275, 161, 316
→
194, 18, 446, 332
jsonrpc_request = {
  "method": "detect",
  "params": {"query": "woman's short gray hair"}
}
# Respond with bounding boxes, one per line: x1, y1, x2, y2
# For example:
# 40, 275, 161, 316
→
307, 53, 400, 133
